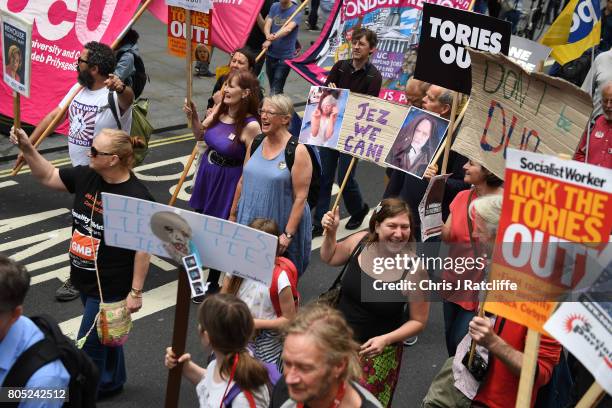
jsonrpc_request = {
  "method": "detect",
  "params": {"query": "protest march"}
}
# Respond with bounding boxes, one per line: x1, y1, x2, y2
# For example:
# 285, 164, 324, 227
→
1, 0, 611, 407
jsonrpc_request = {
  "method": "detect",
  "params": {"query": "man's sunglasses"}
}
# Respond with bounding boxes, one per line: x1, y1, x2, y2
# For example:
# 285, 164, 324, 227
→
90, 146, 115, 158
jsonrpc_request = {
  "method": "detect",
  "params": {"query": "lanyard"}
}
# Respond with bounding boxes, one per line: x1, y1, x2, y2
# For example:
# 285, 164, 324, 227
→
220, 354, 240, 408
297, 381, 346, 408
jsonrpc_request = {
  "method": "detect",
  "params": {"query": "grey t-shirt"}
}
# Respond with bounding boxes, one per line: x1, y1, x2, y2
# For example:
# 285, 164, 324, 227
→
582, 49, 612, 119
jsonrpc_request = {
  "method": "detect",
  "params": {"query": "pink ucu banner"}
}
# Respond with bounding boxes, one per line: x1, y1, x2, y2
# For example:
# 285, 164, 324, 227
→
0, 0, 141, 133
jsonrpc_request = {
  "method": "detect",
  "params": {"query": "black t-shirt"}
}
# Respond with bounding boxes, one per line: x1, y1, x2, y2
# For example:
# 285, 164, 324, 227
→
325, 60, 382, 97
270, 377, 381, 408
59, 166, 155, 298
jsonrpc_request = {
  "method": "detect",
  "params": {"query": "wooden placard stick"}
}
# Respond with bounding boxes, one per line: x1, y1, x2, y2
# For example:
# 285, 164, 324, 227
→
515, 329, 541, 408
467, 301, 486, 369
168, 146, 198, 206
331, 156, 357, 213
13, 92, 20, 130
430, 98, 469, 168
575, 382, 606, 408
11, 0, 155, 176
440, 91, 460, 174
186, 9, 193, 129
256, 0, 310, 62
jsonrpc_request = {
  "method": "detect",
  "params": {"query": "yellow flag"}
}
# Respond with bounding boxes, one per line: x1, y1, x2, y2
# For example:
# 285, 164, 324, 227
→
541, 0, 601, 65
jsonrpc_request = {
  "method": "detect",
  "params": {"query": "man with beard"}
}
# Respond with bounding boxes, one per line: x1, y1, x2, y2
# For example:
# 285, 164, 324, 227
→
25, 41, 133, 167
19, 41, 133, 302
270, 304, 382, 408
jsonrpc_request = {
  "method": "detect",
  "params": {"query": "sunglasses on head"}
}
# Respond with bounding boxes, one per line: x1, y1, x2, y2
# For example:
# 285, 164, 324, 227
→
90, 145, 115, 158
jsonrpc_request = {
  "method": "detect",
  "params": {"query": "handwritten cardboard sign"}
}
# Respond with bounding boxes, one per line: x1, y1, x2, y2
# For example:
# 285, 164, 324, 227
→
167, 6, 211, 58
484, 149, 612, 334
337, 93, 408, 164
1, 11, 32, 97
508, 35, 551, 73
414, 3, 511, 94
452, 50, 593, 180
101, 193, 278, 286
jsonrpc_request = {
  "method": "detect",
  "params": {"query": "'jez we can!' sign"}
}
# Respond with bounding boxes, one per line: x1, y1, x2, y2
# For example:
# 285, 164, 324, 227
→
414, 3, 511, 94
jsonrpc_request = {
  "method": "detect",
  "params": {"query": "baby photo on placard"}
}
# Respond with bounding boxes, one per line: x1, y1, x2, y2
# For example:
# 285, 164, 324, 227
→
299, 86, 349, 148
385, 108, 449, 179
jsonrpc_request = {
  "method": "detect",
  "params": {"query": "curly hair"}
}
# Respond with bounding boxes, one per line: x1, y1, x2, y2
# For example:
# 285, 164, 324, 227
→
84, 41, 116, 76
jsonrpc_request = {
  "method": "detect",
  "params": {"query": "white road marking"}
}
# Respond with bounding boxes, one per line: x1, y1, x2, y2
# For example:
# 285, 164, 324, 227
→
0, 227, 73, 261
0, 208, 70, 234
0, 180, 17, 189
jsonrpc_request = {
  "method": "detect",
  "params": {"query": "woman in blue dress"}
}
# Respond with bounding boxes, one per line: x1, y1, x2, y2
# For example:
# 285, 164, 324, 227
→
183, 70, 261, 292
229, 94, 312, 276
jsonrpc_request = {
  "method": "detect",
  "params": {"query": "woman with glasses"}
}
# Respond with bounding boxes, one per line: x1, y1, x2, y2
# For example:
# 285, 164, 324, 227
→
229, 94, 312, 276
9, 126, 154, 398
183, 70, 261, 295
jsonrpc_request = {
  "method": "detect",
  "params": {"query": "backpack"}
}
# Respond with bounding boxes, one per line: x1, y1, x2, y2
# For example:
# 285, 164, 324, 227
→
269, 256, 300, 317
557, 50, 592, 86
224, 362, 282, 408
250, 134, 321, 209
108, 91, 154, 167
2, 315, 99, 408
116, 48, 148, 99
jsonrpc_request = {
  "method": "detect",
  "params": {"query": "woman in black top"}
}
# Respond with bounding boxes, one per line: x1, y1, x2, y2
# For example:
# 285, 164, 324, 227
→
320, 198, 429, 407
10, 126, 154, 398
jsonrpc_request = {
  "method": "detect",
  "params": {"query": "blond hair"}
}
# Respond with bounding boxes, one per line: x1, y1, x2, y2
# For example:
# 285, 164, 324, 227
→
469, 194, 503, 238
100, 128, 145, 168
283, 303, 362, 381
263, 94, 294, 117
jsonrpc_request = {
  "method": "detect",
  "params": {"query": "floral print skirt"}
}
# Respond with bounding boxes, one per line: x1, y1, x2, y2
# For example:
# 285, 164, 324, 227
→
358, 343, 403, 407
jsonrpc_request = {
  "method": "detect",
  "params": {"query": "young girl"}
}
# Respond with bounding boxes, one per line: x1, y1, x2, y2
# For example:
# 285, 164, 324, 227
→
223, 218, 298, 370
164, 294, 271, 407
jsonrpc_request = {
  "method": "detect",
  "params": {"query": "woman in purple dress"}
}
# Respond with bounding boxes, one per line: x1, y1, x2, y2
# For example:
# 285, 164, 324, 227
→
183, 70, 261, 293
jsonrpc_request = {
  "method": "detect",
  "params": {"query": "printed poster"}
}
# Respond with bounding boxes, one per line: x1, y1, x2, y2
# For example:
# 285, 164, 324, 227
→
167, 6, 211, 58
101, 193, 278, 286
1, 11, 32, 97
0, 1, 141, 132
419, 174, 450, 242
385, 107, 449, 179
508, 35, 552, 73
452, 50, 593, 179
287, 0, 470, 103
299, 86, 350, 148
484, 149, 612, 334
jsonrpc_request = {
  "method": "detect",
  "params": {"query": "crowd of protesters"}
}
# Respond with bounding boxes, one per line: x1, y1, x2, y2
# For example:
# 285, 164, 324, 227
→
2, 0, 612, 404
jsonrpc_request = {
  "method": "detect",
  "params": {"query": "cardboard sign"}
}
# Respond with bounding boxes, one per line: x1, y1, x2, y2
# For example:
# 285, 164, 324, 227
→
101, 193, 278, 286
384, 107, 450, 179
414, 3, 511, 94
544, 280, 612, 396
299, 86, 350, 148
419, 174, 450, 242
167, 6, 211, 58
1, 11, 32, 97
508, 35, 552, 73
165, 0, 212, 13
484, 149, 612, 334
452, 50, 592, 180
337, 93, 408, 164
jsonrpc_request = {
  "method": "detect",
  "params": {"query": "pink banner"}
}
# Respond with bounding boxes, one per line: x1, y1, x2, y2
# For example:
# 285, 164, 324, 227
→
148, 0, 264, 53
0, 0, 141, 133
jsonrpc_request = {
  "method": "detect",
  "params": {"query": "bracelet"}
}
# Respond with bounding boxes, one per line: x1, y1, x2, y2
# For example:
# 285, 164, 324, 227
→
130, 289, 143, 299
131, 287, 143, 294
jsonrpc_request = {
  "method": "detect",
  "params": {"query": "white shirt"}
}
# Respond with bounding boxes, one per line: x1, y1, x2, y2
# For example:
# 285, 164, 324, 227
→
60, 83, 133, 166
195, 359, 270, 408
236, 271, 291, 320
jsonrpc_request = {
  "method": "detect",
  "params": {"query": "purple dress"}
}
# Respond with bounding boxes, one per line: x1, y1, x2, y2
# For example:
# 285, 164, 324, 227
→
189, 117, 256, 218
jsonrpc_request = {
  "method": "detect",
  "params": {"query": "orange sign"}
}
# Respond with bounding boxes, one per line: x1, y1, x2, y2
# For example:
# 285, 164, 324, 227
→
167, 6, 211, 58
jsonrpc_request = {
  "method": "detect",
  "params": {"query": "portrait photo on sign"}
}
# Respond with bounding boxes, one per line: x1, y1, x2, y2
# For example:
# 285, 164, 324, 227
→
385, 107, 449, 179
1, 11, 32, 97
299, 86, 349, 148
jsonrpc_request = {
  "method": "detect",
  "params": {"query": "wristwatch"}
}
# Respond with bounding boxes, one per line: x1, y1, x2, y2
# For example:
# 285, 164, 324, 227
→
284, 231, 294, 239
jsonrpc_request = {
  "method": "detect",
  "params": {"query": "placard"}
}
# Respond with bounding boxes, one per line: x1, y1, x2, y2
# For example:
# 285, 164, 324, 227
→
384, 107, 449, 179
419, 174, 450, 242
452, 50, 592, 179
1, 11, 32, 97
484, 149, 612, 334
299, 86, 350, 148
508, 35, 551, 73
337, 93, 408, 164
101, 193, 278, 286
413, 3, 511, 94
167, 6, 211, 58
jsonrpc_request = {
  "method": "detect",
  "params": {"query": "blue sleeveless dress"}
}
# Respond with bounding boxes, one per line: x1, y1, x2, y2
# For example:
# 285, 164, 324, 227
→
236, 142, 311, 275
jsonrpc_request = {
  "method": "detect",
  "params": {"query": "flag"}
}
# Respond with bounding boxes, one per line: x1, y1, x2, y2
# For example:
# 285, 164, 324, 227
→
541, 0, 601, 65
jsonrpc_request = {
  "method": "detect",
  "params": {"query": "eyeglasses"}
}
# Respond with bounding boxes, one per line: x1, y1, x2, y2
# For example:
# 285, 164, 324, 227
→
76, 57, 89, 65
90, 146, 115, 158
258, 109, 285, 116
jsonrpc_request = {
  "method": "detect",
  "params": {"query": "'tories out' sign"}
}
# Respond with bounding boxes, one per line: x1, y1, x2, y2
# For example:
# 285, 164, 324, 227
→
414, 3, 511, 94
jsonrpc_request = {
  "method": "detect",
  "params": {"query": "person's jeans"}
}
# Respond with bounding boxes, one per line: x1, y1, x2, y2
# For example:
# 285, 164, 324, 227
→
314, 147, 365, 227
501, 10, 520, 34
308, 0, 320, 27
78, 293, 127, 396
266, 56, 291, 95
443, 300, 477, 357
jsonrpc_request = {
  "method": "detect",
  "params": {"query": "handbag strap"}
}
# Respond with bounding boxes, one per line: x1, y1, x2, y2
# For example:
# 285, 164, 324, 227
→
89, 192, 105, 303
330, 237, 367, 289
